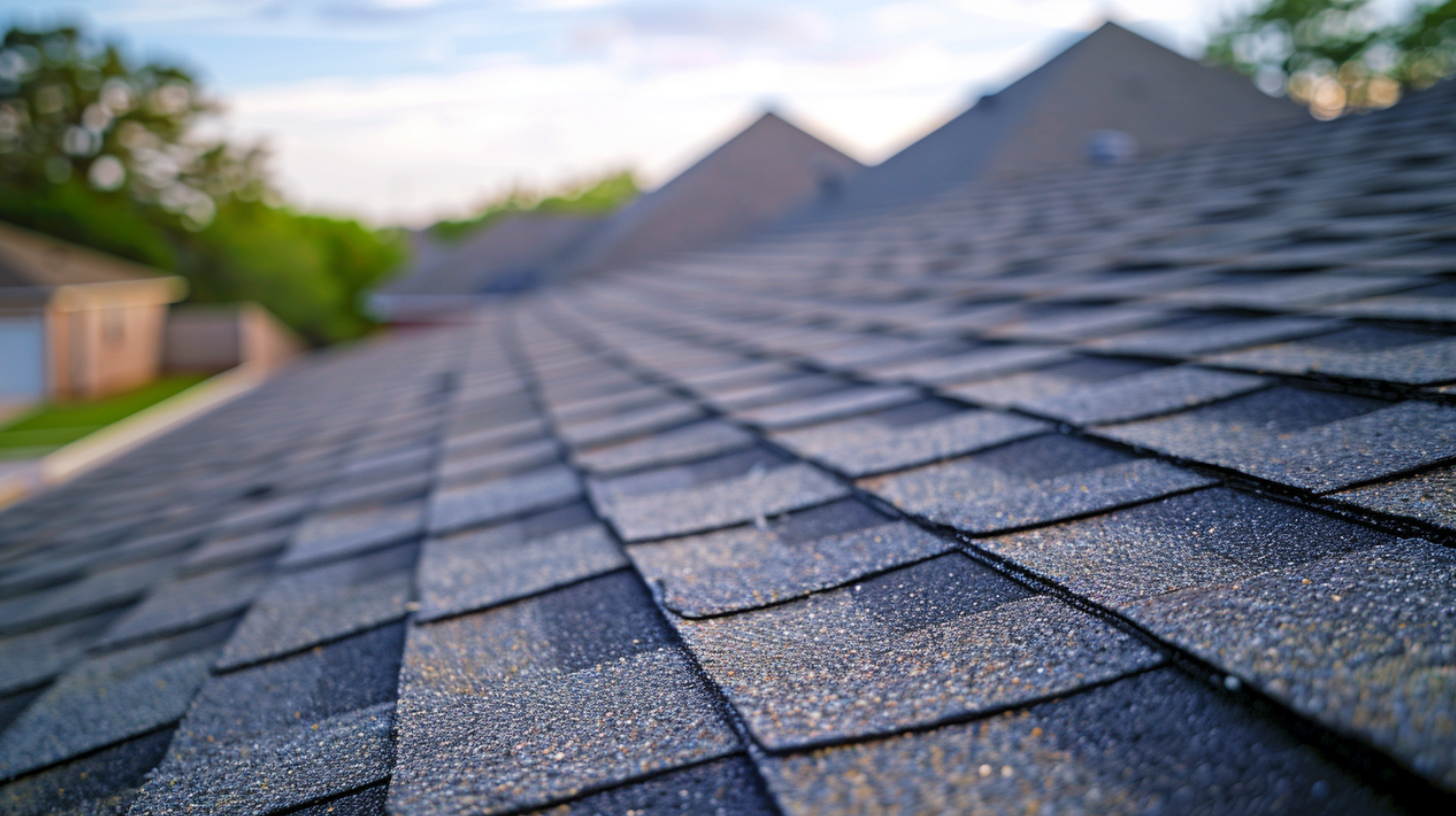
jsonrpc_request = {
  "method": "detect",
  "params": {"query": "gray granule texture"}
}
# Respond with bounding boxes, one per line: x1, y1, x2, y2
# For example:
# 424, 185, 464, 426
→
703, 376, 850, 413
96, 559, 272, 647
807, 337, 948, 370
1016, 366, 1271, 425
1204, 327, 1456, 385
982, 304, 1169, 343
587, 447, 788, 501
430, 465, 581, 534
417, 523, 627, 621
0, 556, 176, 636
558, 402, 706, 449
980, 488, 1394, 605
1098, 390, 1456, 492
674, 554, 1161, 750
440, 438, 560, 485
761, 668, 1400, 816
320, 469, 433, 512
444, 419, 547, 458
291, 783, 389, 816
1124, 540, 1456, 790
1081, 316, 1340, 358
628, 500, 951, 617
772, 408, 1048, 477
282, 501, 425, 568
389, 574, 739, 815
526, 756, 777, 816
866, 346, 1073, 387
182, 526, 291, 573
574, 422, 756, 476
1154, 273, 1411, 311
678, 359, 798, 389
591, 462, 850, 542
1320, 291, 1456, 323
0, 728, 174, 816
548, 386, 668, 423
104, 523, 209, 565
1332, 464, 1456, 530
0, 610, 121, 695
862, 435, 1214, 534
0, 638, 214, 778
736, 386, 922, 430
134, 623, 404, 810
216, 544, 416, 669
211, 494, 313, 537
128, 702, 394, 816
943, 358, 1157, 410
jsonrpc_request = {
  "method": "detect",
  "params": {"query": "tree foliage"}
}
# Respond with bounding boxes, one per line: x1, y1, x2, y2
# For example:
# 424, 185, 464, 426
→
431, 170, 639, 242
0, 24, 406, 345
1206, 0, 1456, 118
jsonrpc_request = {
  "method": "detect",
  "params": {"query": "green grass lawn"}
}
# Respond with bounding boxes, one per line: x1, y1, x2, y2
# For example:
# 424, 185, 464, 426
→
0, 374, 210, 459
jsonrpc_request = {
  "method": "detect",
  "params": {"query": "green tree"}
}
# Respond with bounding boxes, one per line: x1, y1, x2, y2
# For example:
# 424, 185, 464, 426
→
0, 24, 406, 345
431, 170, 640, 241
1206, 1, 1456, 118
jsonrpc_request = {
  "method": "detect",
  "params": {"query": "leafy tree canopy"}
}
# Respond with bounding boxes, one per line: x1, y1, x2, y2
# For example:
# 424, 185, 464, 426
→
0, 24, 407, 345
431, 170, 639, 242
1205, 0, 1456, 118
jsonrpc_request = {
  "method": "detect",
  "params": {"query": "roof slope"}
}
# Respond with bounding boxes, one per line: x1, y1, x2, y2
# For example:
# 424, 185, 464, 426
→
374, 112, 860, 317
376, 214, 605, 302
0, 80, 1455, 816
0, 222, 169, 290
556, 110, 862, 275
806, 21, 1305, 218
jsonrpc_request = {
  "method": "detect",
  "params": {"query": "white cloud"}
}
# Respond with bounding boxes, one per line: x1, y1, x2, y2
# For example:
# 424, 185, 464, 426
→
227, 29, 1040, 226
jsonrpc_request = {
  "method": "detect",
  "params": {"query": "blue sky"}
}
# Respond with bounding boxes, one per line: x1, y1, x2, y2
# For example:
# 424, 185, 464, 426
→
1, 1, 1265, 225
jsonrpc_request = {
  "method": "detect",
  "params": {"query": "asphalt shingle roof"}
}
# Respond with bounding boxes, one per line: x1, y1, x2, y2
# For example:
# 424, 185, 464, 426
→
1, 71, 1455, 816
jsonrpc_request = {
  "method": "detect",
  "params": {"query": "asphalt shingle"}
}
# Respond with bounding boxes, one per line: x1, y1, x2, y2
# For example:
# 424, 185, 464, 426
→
0, 610, 124, 696
1204, 326, 1456, 385
628, 498, 950, 617
1081, 314, 1341, 358
389, 572, 739, 815
1012, 365, 1271, 425
0, 618, 233, 778
1126, 539, 1456, 790
573, 420, 755, 475
96, 558, 273, 648
0, 728, 174, 816
771, 401, 1047, 477
980, 488, 1394, 605
417, 510, 626, 621
863, 434, 1214, 534
282, 501, 425, 568
590, 449, 849, 542
130, 623, 404, 815
736, 385, 922, 430
217, 543, 417, 669
429, 464, 581, 534
761, 668, 1400, 816
1099, 389, 1456, 492
1331, 464, 1456, 531
676, 554, 1161, 749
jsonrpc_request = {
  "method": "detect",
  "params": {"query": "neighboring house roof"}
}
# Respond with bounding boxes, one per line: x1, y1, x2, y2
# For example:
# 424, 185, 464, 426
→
0, 222, 182, 308
562, 111, 862, 275
373, 215, 606, 315
796, 21, 1306, 220
1, 64, 1455, 816
373, 112, 861, 318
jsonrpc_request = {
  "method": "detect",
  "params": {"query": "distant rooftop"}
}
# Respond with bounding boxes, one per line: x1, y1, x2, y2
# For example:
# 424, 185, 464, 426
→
796, 21, 1306, 220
